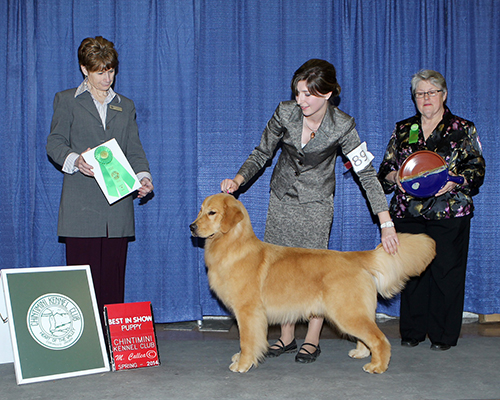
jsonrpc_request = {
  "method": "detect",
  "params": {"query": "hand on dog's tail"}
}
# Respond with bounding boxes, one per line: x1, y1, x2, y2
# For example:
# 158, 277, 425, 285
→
369, 233, 436, 299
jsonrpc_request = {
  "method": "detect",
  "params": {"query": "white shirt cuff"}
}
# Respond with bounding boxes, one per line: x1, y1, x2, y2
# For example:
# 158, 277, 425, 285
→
62, 152, 80, 174
137, 171, 152, 183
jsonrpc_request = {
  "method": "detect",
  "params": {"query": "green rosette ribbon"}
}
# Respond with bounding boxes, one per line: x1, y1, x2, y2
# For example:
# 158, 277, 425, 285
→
94, 146, 136, 198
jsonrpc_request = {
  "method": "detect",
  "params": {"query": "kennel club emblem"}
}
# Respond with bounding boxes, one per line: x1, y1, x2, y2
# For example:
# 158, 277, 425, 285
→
27, 293, 84, 350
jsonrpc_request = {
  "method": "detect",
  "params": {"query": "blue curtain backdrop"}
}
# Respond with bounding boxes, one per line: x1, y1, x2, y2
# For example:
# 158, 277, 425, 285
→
1, 0, 498, 322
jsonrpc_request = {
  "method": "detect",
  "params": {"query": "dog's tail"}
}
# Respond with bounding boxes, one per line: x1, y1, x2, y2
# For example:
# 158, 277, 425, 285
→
368, 233, 436, 298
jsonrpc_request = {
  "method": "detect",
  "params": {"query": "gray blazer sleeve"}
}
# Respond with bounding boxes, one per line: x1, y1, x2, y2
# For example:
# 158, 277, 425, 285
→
336, 118, 389, 215
237, 105, 286, 184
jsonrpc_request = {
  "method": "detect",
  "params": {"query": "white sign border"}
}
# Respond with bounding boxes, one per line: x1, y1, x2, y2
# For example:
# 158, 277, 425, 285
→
1, 265, 110, 385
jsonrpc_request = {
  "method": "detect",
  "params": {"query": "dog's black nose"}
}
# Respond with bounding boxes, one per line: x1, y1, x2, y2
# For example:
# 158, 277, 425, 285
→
189, 223, 197, 234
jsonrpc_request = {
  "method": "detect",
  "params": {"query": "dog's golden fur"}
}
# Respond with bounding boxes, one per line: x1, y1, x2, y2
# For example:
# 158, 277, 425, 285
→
190, 194, 436, 374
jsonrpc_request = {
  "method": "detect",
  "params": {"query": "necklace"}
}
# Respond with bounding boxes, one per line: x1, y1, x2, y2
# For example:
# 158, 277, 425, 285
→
303, 118, 319, 139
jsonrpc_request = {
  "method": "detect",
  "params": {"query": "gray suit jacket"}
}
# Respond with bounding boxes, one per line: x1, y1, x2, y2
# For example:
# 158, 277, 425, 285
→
46, 89, 150, 238
237, 100, 388, 215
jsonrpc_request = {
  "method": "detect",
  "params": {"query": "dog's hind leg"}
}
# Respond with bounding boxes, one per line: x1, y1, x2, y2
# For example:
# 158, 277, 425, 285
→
326, 288, 391, 374
339, 317, 391, 374
348, 340, 371, 359
356, 323, 391, 374
229, 307, 268, 373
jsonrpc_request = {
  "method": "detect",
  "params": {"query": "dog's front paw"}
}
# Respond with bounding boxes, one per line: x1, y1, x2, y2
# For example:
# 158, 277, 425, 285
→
362, 362, 387, 374
229, 352, 254, 373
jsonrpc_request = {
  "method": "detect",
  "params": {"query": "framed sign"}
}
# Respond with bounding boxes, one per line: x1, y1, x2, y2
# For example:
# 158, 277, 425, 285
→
1, 266, 110, 385
0, 280, 14, 364
104, 302, 160, 371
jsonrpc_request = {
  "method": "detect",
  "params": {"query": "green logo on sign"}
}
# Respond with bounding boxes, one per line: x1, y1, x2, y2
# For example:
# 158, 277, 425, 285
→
26, 293, 84, 350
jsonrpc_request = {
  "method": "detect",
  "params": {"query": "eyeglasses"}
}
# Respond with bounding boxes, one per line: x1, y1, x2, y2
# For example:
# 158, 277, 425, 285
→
414, 90, 443, 99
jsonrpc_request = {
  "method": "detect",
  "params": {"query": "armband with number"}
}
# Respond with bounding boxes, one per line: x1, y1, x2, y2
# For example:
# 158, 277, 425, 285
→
345, 142, 375, 173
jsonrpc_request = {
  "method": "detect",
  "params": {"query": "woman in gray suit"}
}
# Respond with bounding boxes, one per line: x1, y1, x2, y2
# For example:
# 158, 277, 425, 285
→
46, 36, 153, 323
221, 59, 398, 363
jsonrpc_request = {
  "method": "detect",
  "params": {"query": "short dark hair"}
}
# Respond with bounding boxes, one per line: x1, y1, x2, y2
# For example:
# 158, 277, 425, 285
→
291, 59, 341, 98
78, 36, 118, 72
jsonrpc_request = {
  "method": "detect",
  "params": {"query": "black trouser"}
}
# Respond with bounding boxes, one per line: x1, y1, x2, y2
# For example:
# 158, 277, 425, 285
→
65, 236, 129, 328
396, 215, 471, 346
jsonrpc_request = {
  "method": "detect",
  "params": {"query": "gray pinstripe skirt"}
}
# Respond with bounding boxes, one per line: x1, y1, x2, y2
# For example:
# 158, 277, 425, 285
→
263, 191, 334, 250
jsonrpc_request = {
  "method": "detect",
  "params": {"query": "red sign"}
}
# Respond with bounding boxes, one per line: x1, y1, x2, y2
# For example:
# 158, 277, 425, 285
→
104, 302, 160, 371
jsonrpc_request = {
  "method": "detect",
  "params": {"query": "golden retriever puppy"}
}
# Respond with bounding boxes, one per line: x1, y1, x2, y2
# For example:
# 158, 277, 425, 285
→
190, 193, 435, 374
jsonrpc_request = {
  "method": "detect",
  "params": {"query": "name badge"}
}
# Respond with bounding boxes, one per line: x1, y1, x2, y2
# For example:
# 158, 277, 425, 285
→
346, 142, 374, 173
109, 105, 122, 112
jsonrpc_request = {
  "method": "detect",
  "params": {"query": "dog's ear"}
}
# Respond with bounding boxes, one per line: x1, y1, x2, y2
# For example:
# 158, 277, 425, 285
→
220, 198, 244, 233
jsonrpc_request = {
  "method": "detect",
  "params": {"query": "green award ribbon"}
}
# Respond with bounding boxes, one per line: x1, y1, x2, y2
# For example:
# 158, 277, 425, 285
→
409, 123, 419, 144
94, 146, 136, 197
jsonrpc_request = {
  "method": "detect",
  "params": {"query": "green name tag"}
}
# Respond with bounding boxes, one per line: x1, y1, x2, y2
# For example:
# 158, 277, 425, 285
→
409, 123, 419, 144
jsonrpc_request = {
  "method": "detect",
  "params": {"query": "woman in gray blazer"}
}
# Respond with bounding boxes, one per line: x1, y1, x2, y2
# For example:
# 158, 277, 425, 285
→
221, 59, 398, 364
46, 37, 153, 324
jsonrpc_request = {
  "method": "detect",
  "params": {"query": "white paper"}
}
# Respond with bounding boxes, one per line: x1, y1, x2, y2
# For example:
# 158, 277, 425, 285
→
82, 138, 141, 204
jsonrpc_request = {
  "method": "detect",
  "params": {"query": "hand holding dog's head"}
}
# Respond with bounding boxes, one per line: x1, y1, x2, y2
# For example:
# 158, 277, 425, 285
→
190, 194, 244, 238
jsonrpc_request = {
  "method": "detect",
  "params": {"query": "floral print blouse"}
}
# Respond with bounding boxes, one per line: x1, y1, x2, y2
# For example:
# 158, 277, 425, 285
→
378, 107, 485, 220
